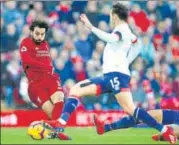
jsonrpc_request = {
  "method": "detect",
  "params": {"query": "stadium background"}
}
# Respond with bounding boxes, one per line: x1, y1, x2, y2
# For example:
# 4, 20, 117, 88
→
1, 0, 179, 144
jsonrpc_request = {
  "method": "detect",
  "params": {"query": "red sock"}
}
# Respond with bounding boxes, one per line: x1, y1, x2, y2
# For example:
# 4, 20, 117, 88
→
52, 102, 64, 120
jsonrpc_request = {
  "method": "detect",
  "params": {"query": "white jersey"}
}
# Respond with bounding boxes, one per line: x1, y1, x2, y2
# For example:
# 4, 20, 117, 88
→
102, 23, 137, 76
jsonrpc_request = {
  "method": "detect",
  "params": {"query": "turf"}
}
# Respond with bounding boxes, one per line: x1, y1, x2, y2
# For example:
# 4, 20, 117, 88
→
1, 127, 177, 144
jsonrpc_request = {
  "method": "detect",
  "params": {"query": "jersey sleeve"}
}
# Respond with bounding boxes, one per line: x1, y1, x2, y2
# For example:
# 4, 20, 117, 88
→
19, 40, 52, 71
91, 26, 120, 43
131, 33, 138, 44
127, 34, 142, 64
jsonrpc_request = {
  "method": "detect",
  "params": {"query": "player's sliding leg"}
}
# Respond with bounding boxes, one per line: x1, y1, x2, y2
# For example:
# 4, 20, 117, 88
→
95, 109, 179, 135
94, 102, 162, 135
114, 92, 177, 144
94, 115, 136, 135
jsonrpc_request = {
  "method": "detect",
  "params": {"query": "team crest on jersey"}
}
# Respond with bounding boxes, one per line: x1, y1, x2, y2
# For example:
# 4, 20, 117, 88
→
21, 46, 27, 52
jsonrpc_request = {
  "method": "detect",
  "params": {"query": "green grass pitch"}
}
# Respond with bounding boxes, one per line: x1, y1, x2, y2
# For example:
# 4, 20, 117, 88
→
1, 127, 178, 144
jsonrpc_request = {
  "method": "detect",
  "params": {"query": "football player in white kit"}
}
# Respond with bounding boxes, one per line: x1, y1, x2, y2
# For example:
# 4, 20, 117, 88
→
44, 2, 177, 144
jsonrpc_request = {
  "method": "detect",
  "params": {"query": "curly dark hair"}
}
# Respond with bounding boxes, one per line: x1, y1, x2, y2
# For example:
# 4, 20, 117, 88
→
112, 2, 129, 21
29, 20, 49, 32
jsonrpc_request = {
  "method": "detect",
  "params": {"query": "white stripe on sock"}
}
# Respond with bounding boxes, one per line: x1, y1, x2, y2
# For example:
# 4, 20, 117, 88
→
58, 118, 67, 125
161, 126, 167, 133
135, 108, 139, 119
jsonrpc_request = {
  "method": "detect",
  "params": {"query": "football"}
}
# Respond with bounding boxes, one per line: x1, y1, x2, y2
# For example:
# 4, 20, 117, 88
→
27, 121, 52, 140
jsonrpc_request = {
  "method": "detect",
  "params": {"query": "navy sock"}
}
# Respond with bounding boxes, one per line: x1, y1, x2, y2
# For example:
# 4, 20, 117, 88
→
60, 97, 79, 122
162, 110, 179, 125
134, 107, 164, 132
104, 116, 136, 132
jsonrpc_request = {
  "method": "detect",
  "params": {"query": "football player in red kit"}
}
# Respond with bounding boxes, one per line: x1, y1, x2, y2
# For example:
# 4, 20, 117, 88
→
19, 20, 70, 140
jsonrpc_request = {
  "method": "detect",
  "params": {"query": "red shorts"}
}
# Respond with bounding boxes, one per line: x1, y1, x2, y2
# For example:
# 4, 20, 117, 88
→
28, 74, 63, 107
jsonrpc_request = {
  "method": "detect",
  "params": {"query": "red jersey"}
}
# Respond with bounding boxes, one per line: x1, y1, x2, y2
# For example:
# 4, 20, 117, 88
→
19, 37, 53, 81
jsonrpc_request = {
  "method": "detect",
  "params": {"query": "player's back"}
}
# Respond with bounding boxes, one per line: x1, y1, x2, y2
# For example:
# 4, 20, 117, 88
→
102, 23, 137, 75
19, 37, 53, 81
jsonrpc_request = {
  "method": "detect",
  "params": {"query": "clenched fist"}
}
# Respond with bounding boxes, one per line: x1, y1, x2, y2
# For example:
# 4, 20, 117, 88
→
80, 14, 93, 30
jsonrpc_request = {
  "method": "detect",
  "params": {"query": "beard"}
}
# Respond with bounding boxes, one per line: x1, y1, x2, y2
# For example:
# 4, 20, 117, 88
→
32, 37, 43, 45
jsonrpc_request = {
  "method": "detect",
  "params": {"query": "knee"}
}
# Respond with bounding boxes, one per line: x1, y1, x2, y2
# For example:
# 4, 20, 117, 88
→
69, 84, 82, 97
125, 108, 135, 116
123, 105, 135, 116
46, 111, 52, 119
51, 91, 64, 104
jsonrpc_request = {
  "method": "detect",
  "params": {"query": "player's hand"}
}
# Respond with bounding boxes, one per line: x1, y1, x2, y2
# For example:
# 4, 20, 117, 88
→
80, 14, 93, 30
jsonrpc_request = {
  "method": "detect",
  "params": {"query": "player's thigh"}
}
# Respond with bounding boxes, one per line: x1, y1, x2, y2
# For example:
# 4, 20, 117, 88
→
115, 91, 136, 115
69, 74, 114, 97
69, 79, 98, 97
106, 72, 135, 115
70, 72, 130, 98
28, 82, 51, 108
148, 109, 163, 123
46, 76, 64, 104
41, 100, 54, 119
50, 91, 64, 104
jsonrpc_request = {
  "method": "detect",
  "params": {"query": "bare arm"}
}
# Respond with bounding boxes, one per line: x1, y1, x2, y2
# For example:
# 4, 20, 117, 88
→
80, 14, 120, 43
91, 26, 121, 43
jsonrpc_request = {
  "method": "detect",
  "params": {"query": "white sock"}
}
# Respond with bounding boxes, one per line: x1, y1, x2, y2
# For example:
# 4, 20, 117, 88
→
58, 118, 67, 125
161, 126, 167, 133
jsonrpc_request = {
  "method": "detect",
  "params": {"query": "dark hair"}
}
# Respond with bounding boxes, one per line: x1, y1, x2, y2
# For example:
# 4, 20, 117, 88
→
112, 2, 128, 21
29, 20, 49, 32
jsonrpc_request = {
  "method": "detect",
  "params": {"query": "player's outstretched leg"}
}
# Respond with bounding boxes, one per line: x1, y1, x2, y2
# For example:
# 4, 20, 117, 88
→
93, 115, 136, 135
94, 110, 179, 135
115, 91, 177, 144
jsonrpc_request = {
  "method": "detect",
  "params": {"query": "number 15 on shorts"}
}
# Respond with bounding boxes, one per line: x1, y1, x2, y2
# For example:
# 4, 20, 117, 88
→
110, 77, 120, 91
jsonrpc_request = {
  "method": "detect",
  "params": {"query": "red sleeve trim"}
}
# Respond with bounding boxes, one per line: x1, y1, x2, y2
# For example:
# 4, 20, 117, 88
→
132, 38, 138, 44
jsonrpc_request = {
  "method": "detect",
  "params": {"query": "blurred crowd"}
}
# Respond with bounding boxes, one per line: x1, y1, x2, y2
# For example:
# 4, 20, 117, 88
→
1, 1, 179, 111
